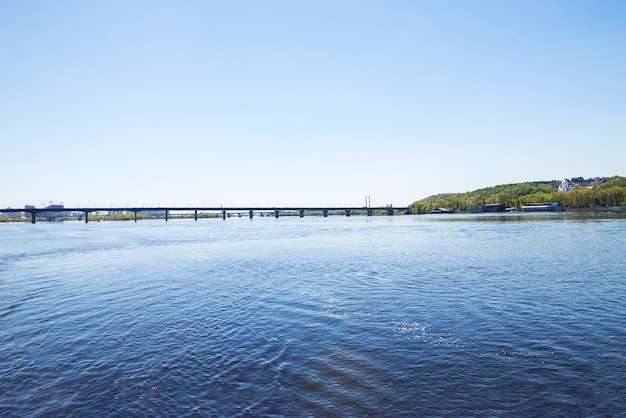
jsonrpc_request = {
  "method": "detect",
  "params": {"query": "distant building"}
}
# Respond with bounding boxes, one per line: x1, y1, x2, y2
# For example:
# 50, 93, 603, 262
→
1, 208, 25, 218
558, 179, 572, 192
108, 210, 129, 215
41, 204, 70, 220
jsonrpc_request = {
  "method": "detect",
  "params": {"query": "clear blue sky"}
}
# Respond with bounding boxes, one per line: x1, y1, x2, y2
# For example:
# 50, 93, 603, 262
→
1, 0, 624, 208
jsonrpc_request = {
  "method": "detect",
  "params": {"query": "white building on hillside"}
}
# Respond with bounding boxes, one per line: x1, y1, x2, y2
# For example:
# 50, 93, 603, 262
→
558, 179, 573, 192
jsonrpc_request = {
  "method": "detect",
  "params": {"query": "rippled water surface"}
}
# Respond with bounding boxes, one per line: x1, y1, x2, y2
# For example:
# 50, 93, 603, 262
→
1, 213, 625, 416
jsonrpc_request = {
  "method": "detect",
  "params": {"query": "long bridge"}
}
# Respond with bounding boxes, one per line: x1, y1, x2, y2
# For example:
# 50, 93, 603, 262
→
1, 206, 409, 224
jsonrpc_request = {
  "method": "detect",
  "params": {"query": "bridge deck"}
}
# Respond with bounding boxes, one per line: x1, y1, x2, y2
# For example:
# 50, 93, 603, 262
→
2, 206, 408, 223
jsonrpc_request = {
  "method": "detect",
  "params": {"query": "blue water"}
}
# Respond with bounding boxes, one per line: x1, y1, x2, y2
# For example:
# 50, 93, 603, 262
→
1, 213, 625, 416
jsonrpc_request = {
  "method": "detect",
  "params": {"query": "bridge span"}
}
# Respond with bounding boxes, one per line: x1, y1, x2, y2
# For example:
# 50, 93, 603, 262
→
1, 206, 408, 224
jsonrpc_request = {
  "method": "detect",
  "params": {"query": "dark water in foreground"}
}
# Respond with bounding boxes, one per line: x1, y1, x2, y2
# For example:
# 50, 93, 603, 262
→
1, 213, 625, 417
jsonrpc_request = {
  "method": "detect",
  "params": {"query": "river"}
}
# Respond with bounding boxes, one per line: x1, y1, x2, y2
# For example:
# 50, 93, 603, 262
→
1, 213, 625, 416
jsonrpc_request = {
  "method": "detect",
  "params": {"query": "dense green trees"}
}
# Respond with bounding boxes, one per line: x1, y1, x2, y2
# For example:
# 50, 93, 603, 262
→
409, 176, 626, 213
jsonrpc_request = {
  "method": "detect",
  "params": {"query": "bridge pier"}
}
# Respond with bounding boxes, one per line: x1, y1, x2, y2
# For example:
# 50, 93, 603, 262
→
346, 209, 351, 217
84, 211, 89, 223
31, 212, 36, 224
367, 209, 373, 216
299, 209, 304, 218
249, 210, 254, 219
134, 211, 138, 222
387, 208, 394, 216
274, 210, 279, 218
194, 210, 198, 221
323, 209, 328, 217
222, 210, 226, 220
165, 210, 169, 221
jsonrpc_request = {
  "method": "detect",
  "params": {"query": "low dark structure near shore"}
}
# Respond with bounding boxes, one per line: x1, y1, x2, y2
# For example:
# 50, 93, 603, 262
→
483, 203, 506, 212
521, 202, 563, 212
429, 207, 453, 214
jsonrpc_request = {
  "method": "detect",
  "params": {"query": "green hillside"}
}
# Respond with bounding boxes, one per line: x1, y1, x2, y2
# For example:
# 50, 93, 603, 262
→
409, 176, 626, 214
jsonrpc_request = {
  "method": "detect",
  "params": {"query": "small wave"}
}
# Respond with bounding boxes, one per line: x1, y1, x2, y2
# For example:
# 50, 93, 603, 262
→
293, 287, 344, 310
392, 320, 463, 347
393, 320, 430, 340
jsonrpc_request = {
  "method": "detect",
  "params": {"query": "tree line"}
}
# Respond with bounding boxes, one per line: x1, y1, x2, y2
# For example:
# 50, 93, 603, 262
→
408, 176, 626, 214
